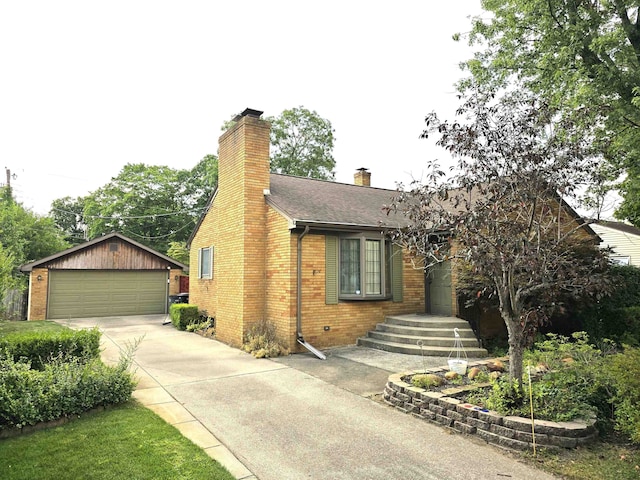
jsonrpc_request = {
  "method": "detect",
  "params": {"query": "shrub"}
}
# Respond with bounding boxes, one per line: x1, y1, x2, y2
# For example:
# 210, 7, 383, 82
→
169, 304, 199, 331
467, 333, 613, 422
0, 328, 101, 370
0, 349, 136, 429
606, 346, 640, 444
411, 374, 445, 388
242, 319, 289, 358
185, 321, 211, 333
579, 265, 640, 346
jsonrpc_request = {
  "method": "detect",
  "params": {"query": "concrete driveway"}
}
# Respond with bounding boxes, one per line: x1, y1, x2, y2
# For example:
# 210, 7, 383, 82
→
61, 315, 558, 480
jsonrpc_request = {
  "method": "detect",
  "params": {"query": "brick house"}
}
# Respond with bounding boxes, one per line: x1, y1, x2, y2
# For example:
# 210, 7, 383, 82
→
187, 108, 459, 353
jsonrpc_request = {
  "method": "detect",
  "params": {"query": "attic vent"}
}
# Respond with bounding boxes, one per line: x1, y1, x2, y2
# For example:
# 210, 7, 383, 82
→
109, 242, 119, 252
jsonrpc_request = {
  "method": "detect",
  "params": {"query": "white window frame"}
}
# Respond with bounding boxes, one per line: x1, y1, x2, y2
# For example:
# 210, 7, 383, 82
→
611, 255, 631, 266
198, 246, 213, 279
338, 233, 390, 300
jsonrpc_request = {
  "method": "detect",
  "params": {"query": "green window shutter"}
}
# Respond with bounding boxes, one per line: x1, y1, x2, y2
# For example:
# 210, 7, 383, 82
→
392, 244, 403, 302
325, 235, 338, 305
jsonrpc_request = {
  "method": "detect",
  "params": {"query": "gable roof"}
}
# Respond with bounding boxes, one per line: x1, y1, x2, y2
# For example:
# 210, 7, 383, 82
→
267, 174, 409, 231
187, 173, 598, 241
20, 232, 187, 272
593, 220, 640, 237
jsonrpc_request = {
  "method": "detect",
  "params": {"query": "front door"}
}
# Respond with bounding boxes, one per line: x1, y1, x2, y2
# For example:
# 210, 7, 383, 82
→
428, 261, 452, 316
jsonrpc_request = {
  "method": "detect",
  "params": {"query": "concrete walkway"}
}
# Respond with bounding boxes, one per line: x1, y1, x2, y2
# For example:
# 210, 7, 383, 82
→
62, 315, 558, 480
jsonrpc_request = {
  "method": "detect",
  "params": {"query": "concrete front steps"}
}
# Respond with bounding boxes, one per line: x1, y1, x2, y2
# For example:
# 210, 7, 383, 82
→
357, 314, 488, 357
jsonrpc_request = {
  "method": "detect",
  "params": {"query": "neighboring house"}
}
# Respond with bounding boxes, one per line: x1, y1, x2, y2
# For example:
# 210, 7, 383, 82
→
591, 220, 640, 266
20, 232, 187, 320
188, 109, 453, 353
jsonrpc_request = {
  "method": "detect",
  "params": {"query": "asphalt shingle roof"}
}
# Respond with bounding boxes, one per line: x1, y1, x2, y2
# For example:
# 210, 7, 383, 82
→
594, 220, 640, 236
267, 174, 409, 230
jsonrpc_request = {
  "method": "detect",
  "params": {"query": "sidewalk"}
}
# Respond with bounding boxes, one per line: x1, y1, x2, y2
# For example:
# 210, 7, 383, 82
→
67, 315, 558, 480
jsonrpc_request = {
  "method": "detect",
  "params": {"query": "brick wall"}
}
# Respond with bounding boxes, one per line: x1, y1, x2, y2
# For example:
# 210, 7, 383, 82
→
265, 207, 297, 347
263, 229, 425, 351
189, 201, 218, 319
27, 268, 48, 320
168, 268, 184, 295
189, 113, 271, 347
384, 364, 597, 450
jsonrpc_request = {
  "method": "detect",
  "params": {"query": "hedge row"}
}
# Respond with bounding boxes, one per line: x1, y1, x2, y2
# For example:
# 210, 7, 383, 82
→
0, 353, 136, 430
170, 304, 199, 330
0, 328, 101, 370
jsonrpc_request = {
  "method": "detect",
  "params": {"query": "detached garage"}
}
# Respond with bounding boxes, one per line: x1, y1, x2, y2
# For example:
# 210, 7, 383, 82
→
20, 233, 187, 320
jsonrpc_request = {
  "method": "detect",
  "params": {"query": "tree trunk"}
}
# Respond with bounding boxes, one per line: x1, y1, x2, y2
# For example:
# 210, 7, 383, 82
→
505, 318, 525, 389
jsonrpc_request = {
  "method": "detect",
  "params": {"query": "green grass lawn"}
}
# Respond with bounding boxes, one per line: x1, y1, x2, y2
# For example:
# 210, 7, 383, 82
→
0, 320, 69, 336
527, 437, 640, 480
0, 402, 235, 480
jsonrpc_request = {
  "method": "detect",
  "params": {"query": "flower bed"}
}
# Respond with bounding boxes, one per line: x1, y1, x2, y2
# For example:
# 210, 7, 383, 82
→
383, 359, 597, 451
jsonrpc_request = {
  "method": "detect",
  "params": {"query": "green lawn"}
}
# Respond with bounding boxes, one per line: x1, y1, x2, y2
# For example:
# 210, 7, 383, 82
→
527, 438, 640, 480
0, 402, 234, 480
0, 320, 69, 336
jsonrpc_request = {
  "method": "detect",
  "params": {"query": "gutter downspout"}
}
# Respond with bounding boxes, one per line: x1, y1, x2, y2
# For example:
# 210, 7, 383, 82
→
296, 225, 326, 360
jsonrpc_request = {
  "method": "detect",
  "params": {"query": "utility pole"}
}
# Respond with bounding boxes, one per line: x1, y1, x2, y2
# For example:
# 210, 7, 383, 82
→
2, 167, 16, 201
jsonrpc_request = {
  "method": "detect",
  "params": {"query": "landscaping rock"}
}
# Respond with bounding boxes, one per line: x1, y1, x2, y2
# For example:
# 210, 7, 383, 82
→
487, 359, 505, 372
467, 366, 481, 379
444, 371, 459, 380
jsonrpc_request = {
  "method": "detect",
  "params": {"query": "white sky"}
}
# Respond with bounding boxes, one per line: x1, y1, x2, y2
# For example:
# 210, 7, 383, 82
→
1, 1, 484, 215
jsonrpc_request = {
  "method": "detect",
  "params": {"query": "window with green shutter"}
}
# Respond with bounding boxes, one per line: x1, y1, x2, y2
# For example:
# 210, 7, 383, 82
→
325, 234, 402, 302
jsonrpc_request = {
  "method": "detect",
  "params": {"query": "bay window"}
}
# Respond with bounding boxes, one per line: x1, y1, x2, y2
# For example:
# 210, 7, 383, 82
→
339, 234, 390, 299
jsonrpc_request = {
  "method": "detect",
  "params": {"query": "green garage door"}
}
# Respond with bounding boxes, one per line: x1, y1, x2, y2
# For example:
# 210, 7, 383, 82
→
48, 270, 168, 319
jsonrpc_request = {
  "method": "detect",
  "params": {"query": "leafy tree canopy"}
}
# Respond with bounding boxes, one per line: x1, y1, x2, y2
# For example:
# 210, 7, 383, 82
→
82, 160, 215, 254
221, 107, 336, 180
167, 241, 190, 265
50, 196, 87, 246
0, 189, 68, 308
386, 92, 611, 384
462, 0, 640, 223
267, 106, 336, 180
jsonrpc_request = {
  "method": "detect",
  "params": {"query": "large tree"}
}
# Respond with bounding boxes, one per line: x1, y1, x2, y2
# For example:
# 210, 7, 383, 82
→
386, 92, 611, 385
83, 164, 202, 254
50, 196, 87, 245
267, 106, 336, 180
462, 0, 640, 223
222, 107, 336, 180
0, 188, 68, 315
184, 154, 218, 211
0, 190, 68, 267
51, 155, 217, 256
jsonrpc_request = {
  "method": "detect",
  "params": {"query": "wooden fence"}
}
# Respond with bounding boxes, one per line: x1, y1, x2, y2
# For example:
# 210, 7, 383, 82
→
2, 288, 27, 320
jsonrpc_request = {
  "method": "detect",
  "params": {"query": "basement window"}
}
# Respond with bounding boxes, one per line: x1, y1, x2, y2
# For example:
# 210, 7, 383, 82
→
198, 246, 213, 279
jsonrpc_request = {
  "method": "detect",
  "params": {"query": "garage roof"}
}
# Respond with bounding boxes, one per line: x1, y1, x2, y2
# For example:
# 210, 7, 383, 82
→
19, 232, 187, 272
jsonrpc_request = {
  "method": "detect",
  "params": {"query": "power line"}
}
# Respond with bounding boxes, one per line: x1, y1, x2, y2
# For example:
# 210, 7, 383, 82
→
50, 205, 206, 220
121, 221, 195, 240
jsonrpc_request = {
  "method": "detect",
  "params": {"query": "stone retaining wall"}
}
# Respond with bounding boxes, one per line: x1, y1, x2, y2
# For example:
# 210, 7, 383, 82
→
383, 363, 597, 451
